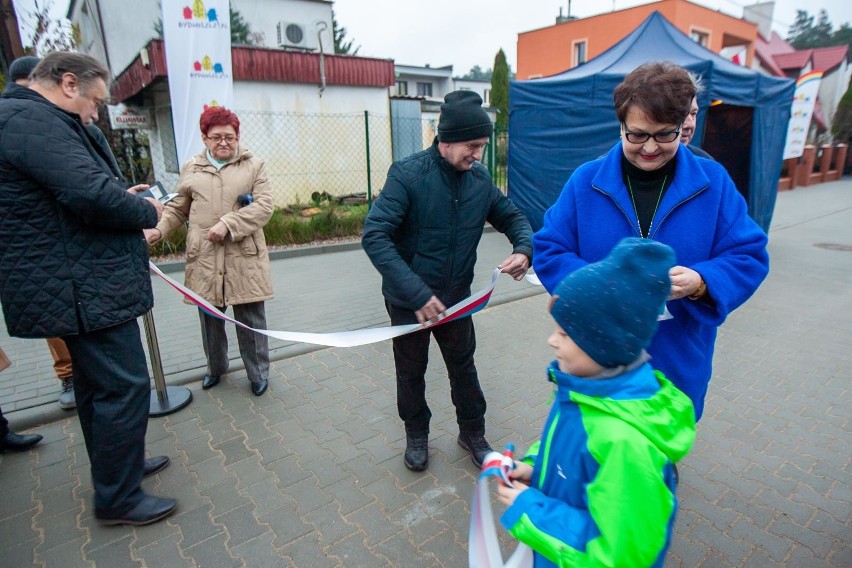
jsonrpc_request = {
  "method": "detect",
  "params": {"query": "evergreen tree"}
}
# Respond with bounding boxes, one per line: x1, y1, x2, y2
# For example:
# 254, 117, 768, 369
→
491, 49, 509, 130
788, 9, 838, 49
831, 77, 852, 143
332, 10, 359, 55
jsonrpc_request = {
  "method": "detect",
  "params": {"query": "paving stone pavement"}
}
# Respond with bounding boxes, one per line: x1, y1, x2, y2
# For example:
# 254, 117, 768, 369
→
0, 180, 850, 567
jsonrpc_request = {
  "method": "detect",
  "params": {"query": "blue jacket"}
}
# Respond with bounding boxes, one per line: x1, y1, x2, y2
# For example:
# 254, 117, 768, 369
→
0, 85, 157, 337
362, 139, 532, 311
501, 361, 695, 567
533, 144, 769, 419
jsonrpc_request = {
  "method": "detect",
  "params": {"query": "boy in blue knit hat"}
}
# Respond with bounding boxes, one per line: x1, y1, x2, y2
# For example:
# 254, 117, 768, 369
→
496, 237, 696, 567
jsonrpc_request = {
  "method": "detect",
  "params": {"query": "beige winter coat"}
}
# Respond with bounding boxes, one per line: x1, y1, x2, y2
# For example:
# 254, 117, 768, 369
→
156, 148, 274, 307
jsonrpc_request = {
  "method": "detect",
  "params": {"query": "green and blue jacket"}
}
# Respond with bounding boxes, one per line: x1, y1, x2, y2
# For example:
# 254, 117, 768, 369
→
501, 360, 695, 567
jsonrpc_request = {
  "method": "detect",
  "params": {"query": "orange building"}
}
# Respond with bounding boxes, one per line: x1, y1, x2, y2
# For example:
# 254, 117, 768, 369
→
517, 0, 757, 79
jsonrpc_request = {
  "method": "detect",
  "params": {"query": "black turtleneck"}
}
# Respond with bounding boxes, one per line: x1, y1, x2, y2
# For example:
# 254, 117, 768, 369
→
621, 154, 677, 238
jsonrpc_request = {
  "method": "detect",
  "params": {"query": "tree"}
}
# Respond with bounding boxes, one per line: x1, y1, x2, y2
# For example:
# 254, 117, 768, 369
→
332, 10, 359, 55
831, 77, 852, 143
22, 0, 78, 55
787, 9, 851, 51
491, 49, 509, 130
458, 65, 491, 81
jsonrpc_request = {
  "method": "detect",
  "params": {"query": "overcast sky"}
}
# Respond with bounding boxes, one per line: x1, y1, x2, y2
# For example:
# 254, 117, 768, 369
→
14, 0, 852, 74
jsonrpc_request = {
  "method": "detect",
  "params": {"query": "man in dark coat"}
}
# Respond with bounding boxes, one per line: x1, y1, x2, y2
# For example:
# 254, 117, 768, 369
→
362, 91, 533, 472
0, 52, 176, 525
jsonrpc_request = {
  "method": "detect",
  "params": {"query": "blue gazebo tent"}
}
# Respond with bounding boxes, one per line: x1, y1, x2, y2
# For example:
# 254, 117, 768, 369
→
508, 12, 795, 232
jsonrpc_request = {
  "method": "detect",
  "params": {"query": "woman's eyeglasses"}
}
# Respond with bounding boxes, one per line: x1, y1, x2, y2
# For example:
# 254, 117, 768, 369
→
622, 125, 681, 144
207, 134, 237, 144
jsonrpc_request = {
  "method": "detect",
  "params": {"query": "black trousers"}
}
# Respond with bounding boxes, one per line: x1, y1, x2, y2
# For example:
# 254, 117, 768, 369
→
63, 318, 150, 517
387, 302, 486, 436
0, 405, 8, 437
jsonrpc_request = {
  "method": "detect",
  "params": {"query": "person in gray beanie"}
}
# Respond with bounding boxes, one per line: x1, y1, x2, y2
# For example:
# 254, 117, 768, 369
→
362, 90, 532, 472
494, 237, 696, 567
7, 55, 40, 84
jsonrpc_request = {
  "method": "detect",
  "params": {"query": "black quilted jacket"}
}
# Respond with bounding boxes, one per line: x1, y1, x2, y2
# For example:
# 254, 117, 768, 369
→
362, 138, 533, 312
0, 85, 158, 338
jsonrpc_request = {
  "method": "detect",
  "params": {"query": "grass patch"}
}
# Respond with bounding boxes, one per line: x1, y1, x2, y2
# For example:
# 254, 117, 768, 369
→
149, 203, 369, 258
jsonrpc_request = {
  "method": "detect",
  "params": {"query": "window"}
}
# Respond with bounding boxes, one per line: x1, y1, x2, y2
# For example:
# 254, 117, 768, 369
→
483, 89, 491, 105
573, 40, 587, 67
690, 29, 710, 48
395, 80, 408, 96
155, 107, 180, 174
416, 82, 433, 97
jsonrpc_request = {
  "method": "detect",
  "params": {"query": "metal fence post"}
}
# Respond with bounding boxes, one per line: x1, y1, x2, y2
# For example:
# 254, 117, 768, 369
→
488, 130, 496, 179
364, 110, 373, 208
143, 310, 192, 417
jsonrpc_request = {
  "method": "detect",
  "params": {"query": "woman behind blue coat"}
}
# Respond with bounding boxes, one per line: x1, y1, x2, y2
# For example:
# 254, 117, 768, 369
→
532, 61, 769, 421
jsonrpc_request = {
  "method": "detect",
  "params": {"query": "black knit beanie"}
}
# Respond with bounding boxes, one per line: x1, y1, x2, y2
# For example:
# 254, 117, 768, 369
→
549, 238, 675, 368
9, 56, 40, 82
437, 90, 493, 142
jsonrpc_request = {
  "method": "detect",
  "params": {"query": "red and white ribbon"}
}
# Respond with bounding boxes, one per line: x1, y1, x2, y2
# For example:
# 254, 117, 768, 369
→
470, 447, 533, 568
149, 263, 530, 348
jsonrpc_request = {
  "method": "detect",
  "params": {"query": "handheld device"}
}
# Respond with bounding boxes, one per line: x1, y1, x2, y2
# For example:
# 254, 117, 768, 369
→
138, 182, 178, 204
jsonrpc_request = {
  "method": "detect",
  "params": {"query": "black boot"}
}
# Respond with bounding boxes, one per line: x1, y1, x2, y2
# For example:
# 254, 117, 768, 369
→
457, 431, 492, 469
0, 431, 43, 452
404, 432, 428, 471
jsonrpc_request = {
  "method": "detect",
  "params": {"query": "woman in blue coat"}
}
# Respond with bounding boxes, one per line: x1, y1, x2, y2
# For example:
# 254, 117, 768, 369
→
533, 61, 769, 421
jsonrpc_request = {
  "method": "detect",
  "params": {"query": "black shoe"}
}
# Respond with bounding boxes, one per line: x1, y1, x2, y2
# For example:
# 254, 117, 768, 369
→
0, 431, 43, 452
404, 433, 428, 471
143, 456, 170, 478
457, 432, 492, 469
97, 495, 177, 526
201, 374, 220, 390
251, 379, 268, 396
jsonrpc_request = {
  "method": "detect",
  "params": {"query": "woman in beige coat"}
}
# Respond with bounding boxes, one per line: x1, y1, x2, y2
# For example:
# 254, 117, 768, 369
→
146, 107, 274, 396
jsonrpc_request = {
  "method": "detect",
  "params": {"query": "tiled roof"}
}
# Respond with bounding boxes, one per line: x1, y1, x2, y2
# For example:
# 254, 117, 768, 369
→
110, 39, 395, 103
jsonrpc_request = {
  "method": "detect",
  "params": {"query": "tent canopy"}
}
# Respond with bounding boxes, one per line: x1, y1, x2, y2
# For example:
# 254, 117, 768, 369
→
509, 12, 794, 232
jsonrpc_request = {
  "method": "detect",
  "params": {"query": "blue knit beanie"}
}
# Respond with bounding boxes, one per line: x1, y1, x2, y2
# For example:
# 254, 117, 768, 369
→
549, 237, 676, 367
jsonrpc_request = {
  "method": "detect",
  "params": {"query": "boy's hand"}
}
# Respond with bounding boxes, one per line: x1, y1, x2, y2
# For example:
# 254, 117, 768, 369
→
497, 480, 529, 507
509, 461, 533, 483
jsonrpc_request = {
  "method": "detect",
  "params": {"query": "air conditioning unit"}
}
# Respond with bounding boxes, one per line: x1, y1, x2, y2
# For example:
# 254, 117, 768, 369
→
277, 21, 313, 49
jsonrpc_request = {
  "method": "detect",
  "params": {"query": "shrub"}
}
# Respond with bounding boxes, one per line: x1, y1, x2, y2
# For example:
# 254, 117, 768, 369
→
149, 204, 368, 258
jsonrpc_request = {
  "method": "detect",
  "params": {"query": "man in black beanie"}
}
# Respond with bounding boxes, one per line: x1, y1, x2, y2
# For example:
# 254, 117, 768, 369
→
363, 90, 533, 471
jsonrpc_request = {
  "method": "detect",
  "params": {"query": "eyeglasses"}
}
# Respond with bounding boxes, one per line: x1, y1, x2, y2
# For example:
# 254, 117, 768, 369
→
622, 125, 681, 144
207, 134, 237, 144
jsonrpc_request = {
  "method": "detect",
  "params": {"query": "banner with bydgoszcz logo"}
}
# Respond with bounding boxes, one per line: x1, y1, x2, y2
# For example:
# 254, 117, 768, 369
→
782, 71, 823, 161
162, 0, 234, 165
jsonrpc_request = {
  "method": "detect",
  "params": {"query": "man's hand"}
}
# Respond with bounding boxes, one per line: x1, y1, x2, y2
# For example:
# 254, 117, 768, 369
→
668, 265, 703, 300
126, 183, 150, 195
498, 253, 530, 281
206, 221, 229, 243
143, 197, 164, 220
415, 295, 447, 325
143, 228, 161, 244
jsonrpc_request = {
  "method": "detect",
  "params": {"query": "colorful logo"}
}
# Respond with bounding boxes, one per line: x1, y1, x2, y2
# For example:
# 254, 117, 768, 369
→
183, 0, 218, 21
192, 55, 225, 74
177, 1, 227, 30
203, 100, 220, 112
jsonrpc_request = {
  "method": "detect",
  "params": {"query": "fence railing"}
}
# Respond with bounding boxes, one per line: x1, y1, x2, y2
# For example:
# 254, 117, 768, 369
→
97, 109, 511, 207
